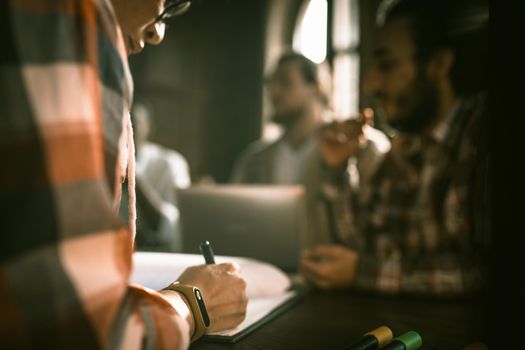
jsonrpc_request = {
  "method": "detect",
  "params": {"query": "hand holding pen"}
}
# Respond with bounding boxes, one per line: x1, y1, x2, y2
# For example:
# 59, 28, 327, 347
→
176, 240, 248, 332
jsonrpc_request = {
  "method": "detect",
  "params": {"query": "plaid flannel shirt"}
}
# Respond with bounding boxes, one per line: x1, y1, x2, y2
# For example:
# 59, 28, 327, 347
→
323, 94, 488, 295
0, 0, 189, 348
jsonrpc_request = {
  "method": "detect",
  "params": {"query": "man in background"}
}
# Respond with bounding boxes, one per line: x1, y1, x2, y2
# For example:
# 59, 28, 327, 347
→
300, 0, 489, 295
231, 52, 328, 184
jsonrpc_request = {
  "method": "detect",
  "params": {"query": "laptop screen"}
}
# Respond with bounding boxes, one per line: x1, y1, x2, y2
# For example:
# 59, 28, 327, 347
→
178, 185, 307, 272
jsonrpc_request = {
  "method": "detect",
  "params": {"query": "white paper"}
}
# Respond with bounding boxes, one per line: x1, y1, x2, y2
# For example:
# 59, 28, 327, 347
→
130, 252, 291, 298
130, 252, 295, 338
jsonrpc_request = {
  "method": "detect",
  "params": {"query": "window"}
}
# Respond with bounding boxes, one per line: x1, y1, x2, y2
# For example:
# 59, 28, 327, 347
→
332, 0, 360, 118
293, 0, 328, 64
293, 0, 360, 119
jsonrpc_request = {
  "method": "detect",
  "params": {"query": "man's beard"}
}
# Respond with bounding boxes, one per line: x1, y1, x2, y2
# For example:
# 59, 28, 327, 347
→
386, 75, 439, 134
271, 106, 306, 127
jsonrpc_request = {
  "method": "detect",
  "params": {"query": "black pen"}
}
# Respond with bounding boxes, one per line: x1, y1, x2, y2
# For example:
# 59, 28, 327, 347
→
199, 240, 216, 264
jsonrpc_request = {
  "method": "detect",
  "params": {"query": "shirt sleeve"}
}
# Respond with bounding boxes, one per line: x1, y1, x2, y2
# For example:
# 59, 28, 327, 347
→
0, 1, 188, 348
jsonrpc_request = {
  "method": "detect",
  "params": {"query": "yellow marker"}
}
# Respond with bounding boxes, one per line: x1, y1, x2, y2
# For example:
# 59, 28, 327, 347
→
344, 326, 394, 350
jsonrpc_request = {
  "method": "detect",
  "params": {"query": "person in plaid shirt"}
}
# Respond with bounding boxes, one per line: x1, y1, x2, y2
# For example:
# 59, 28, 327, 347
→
300, 0, 489, 295
0, 0, 247, 348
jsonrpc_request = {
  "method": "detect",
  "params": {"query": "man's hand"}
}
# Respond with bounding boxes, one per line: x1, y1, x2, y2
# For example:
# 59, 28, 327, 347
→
318, 117, 367, 169
300, 245, 359, 289
177, 263, 248, 332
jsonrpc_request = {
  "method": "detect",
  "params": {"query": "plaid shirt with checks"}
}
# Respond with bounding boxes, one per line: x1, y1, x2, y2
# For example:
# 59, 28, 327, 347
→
1, 0, 189, 348
323, 94, 488, 295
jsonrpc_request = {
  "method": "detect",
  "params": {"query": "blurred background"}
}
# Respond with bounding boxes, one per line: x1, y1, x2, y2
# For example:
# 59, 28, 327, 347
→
128, 0, 386, 183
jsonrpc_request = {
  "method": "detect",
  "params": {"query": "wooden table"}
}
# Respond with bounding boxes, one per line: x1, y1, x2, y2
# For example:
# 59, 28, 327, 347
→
191, 290, 487, 350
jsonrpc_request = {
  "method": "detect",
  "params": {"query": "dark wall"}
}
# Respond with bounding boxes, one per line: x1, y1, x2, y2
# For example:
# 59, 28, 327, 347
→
128, 0, 267, 183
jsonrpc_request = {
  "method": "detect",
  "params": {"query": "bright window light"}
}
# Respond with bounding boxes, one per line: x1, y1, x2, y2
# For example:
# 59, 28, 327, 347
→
293, 0, 327, 64
332, 0, 360, 119
333, 54, 359, 118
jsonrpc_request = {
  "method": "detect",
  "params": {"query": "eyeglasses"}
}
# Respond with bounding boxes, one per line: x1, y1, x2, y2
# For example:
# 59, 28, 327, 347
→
155, 0, 192, 24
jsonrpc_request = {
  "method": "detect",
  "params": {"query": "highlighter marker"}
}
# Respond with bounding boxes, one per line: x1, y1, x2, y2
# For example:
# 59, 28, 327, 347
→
344, 326, 393, 350
381, 331, 422, 350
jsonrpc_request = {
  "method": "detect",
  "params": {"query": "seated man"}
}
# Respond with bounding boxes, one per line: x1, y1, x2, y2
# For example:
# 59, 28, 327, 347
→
231, 52, 328, 185
300, 0, 489, 295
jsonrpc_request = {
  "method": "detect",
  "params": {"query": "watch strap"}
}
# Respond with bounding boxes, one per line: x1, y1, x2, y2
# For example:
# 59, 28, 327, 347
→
163, 282, 209, 342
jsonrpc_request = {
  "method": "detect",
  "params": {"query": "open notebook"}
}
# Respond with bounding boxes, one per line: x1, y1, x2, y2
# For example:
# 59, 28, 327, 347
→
130, 252, 303, 343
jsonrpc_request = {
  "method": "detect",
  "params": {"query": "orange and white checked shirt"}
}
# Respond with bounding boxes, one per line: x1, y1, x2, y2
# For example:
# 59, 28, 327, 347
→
0, 0, 189, 348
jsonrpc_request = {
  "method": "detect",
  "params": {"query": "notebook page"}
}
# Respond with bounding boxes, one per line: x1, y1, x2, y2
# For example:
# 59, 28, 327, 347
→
130, 252, 291, 298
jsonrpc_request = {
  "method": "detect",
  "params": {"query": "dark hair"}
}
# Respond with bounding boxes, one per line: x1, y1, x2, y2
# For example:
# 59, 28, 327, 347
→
275, 52, 330, 105
377, 0, 488, 96
277, 52, 319, 85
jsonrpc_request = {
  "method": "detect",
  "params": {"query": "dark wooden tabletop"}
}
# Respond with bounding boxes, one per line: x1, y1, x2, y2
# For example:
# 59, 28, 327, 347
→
191, 290, 487, 350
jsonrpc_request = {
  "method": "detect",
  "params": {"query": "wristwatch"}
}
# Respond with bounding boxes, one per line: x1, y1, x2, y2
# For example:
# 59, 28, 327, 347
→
163, 282, 210, 342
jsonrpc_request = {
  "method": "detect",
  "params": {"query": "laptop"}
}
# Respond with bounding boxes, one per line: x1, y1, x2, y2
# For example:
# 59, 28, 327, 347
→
178, 185, 307, 272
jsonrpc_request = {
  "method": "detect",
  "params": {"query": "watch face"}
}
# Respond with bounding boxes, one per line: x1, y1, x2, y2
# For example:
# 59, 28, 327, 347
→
194, 288, 210, 327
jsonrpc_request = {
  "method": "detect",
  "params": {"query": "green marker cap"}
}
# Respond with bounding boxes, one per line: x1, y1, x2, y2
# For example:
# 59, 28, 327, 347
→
395, 331, 422, 350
